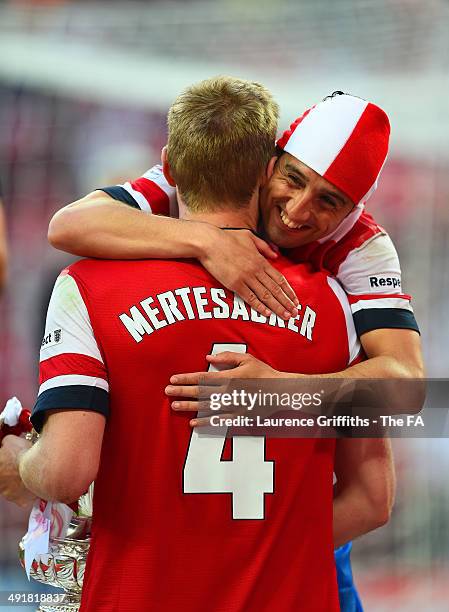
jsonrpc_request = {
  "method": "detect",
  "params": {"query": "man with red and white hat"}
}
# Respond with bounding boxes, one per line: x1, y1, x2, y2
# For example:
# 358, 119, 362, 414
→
165, 92, 420, 612
260, 91, 414, 338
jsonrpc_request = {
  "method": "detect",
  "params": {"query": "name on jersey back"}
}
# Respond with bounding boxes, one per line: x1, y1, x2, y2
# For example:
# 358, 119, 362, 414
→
118, 285, 316, 343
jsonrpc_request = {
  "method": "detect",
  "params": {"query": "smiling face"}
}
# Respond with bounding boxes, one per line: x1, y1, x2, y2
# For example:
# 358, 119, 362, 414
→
260, 153, 356, 248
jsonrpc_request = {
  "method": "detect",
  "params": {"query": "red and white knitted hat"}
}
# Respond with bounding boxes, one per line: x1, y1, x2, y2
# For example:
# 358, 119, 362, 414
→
276, 93, 390, 205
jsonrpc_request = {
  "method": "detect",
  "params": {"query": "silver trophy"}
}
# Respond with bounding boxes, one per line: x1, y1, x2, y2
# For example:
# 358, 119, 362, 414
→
0, 399, 92, 612
19, 431, 94, 612
19, 478, 93, 612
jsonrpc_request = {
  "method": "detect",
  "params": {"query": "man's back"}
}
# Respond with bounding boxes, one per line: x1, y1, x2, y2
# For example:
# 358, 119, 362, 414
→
40, 255, 356, 612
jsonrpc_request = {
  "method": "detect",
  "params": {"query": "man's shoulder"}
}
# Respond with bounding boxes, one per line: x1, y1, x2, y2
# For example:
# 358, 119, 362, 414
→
67, 257, 334, 304
317, 212, 390, 276
63, 258, 123, 288
325, 211, 397, 277
274, 252, 326, 278
67, 257, 202, 274
275, 252, 335, 291
66, 257, 216, 292
342, 210, 385, 249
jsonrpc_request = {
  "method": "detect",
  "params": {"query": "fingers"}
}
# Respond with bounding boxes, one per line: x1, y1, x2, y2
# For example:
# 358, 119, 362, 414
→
246, 276, 287, 319
170, 398, 215, 415
170, 352, 247, 384
169, 370, 224, 385
235, 285, 272, 318
252, 235, 278, 260
166, 384, 199, 399
245, 275, 297, 321
263, 265, 299, 309
189, 416, 211, 427
229, 235, 296, 320
206, 352, 247, 367
189, 413, 234, 427
171, 400, 203, 412
167, 378, 229, 402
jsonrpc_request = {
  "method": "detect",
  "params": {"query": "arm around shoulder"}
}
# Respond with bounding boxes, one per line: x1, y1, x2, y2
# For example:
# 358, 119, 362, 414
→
48, 188, 220, 260
48, 189, 129, 255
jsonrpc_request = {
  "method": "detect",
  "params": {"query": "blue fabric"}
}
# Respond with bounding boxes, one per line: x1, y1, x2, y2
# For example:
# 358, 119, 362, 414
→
99, 186, 140, 209
335, 542, 363, 612
31, 385, 109, 433
353, 306, 419, 336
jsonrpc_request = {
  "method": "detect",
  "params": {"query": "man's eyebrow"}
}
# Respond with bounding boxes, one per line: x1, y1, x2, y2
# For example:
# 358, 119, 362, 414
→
284, 164, 308, 181
284, 162, 349, 205
319, 189, 347, 205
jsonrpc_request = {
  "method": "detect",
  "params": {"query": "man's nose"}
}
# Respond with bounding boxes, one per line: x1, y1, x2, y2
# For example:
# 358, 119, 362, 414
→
285, 195, 313, 223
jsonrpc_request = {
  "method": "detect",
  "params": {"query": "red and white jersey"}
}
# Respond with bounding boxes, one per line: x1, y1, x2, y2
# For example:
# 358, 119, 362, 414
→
288, 206, 418, 336
33, 255, 359, 612
101, 165, 418, 337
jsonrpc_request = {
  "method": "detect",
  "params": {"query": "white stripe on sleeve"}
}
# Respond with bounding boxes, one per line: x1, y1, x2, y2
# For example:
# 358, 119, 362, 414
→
327, 276, 361, 365
351, 297, 414, 313
39, 374, 109, 395
122, 181, 152, 212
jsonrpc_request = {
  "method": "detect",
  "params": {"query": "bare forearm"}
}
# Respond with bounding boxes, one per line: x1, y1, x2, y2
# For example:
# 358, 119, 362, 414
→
19, 411, 104, 503
312, 354, 420, 379
283, 331, 425, 414
19, 443, 56, 501
19, 443, 83, 504
48, 192, 300, 320
289, 328, 424, 381
333, 486, 388, 548
284, 368, 424, 416
333, 438, 395, 548
48, 195, 216, 260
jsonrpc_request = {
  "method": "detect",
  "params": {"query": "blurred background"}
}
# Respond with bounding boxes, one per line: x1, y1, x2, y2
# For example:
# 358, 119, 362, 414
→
0, 0, 448, 610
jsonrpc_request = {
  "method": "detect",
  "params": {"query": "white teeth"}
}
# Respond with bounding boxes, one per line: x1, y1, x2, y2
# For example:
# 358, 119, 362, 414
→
280, 209, 301, 230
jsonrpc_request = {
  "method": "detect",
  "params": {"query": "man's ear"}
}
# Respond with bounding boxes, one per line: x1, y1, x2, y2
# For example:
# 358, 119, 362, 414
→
265, 156, 278, 182
161, 146, 176, 187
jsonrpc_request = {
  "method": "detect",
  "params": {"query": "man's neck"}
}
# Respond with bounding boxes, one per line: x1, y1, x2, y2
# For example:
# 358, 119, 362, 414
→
179, 190, 259, 231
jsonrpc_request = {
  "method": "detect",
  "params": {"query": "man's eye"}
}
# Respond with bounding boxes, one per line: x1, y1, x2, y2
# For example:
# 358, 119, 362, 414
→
321, 197, 338, 209
288, 174, 304, 186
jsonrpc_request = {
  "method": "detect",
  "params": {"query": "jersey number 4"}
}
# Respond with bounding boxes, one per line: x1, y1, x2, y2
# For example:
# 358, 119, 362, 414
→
183, 343, 274, 520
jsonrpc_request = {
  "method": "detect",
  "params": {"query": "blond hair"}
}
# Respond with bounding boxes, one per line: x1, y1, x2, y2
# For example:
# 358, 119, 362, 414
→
166, 76, 279, 212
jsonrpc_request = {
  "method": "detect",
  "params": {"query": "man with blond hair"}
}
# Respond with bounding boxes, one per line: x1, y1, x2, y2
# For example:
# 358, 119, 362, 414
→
0, 77, 394, 611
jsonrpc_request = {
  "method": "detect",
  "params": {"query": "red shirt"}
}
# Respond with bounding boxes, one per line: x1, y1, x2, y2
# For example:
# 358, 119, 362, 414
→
33, 255, 358, 611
